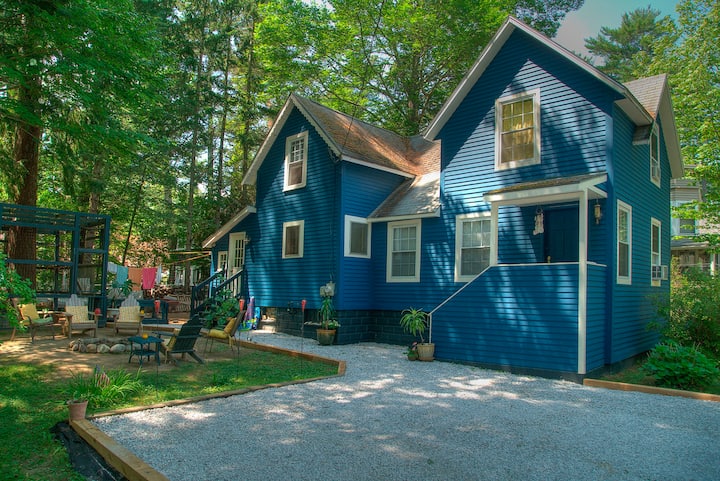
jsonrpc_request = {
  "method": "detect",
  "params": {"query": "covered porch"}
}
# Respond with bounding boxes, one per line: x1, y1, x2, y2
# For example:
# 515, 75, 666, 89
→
430, 173, 610, 377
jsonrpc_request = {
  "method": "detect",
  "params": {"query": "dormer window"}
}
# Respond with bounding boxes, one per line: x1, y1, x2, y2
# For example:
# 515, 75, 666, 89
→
284, 131, 308, 191
650, 127, 660, 187
495, 89, 540, 170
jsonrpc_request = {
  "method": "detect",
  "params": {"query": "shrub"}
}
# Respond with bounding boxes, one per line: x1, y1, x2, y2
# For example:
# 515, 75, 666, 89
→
652, 265, 720, 358
641, 342, 720, 390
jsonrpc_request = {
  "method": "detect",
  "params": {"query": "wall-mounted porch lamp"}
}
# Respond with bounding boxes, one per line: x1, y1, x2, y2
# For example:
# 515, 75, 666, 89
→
533, 207, 544, 235
594, 200, 603, 224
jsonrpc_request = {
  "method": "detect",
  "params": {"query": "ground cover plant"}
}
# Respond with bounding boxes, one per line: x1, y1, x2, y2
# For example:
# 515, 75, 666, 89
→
0, 349, 337, 481
602, 266, 720, 392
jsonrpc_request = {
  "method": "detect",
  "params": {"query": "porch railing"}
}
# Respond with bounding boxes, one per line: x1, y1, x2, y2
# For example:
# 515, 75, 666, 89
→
190, 269, 244, 318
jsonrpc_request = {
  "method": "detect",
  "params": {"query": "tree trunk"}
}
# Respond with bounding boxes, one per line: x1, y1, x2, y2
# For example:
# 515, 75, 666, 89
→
8, 73, 42, 285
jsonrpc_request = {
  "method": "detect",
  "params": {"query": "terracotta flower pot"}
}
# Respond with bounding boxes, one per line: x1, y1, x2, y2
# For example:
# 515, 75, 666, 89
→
416, 343, 435, 361
67, 399, 88, 421
316, 329, 336, 346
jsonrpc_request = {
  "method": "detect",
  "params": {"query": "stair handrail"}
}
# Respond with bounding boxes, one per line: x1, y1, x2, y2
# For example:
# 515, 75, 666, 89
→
191, 269, 225, 317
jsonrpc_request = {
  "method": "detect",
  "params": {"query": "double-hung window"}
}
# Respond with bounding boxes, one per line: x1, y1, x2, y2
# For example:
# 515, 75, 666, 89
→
455, 214, 491, 281
282, 220, 304, 258
651, 218, 661, 286
617, 200, 632, 284
495, 89, 540, 170
387, 220, 420, 282
345, 216, 370, 258
284, 131, 308, 190
650, 127, 660, 187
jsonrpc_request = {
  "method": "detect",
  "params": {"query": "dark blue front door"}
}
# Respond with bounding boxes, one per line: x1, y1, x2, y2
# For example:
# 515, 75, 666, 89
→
543, 207, 579, 262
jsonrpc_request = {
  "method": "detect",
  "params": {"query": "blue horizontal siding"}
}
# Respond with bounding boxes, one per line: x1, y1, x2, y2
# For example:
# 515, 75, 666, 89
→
586, 263, 607, 371
432, 264, 579, 372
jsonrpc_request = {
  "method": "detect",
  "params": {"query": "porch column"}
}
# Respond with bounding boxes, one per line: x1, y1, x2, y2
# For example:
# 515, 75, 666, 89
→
490, 202, 499, 266
577, 189, 588, 374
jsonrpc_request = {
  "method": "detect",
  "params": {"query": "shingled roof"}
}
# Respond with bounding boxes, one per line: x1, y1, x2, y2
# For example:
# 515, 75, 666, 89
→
625, 74, 667, 119
243, 94, 439, 186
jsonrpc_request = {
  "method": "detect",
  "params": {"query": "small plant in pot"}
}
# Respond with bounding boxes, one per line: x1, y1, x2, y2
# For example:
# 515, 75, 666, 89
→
399, 308, 434, 361
317, 293, 339, 345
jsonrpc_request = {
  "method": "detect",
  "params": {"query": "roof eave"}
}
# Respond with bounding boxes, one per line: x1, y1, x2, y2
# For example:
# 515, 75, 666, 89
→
201, 206, 257, 248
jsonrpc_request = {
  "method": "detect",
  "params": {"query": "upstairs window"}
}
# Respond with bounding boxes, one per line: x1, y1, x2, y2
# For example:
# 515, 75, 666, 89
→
282, 220, 304, 258
650, 127, 660, 187
495, 90, 540, 170
284, 131, 308, 191
345, 216, 370, 258
617, 200, 632, 284
651, 218, 661, 286
387, 220, 420, 282
455, 214, 491, 282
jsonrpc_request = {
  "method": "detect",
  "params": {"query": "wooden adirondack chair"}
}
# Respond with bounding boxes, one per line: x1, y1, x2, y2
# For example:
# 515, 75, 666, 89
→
155, 317, 204, 364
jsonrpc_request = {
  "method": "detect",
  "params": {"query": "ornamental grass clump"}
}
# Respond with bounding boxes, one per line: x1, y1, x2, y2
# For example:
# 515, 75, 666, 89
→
65, 366, 143, 410
641, 341, 720, 391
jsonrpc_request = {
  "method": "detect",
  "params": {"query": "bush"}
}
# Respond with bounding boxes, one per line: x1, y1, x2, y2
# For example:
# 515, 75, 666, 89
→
641, 342, 720, 390
652, 265, 720, 358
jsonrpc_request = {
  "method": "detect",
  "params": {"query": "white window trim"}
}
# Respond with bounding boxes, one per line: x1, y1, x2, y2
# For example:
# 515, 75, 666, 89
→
228, 232, 246, 275
283, 131, 308, 191
650, 126, 660, 187
617, 200, 632, 285
386, 219, 421, 283
651, 218, 661, 287
454, 212, 491, 282
344, 215, 371, 258
495, 89, 541, 171
282, 220, 304, 259
217, 251, 228, 273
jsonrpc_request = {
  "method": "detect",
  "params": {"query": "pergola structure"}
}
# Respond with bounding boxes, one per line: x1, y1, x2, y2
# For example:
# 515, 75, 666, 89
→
0, 203, 110, 325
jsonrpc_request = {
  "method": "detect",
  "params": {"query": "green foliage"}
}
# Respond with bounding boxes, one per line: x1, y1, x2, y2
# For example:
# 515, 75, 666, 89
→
318, 295, 336, 329
585, 6, 673, 82
0, 253, 36, 332
64, 367, 143, 411
399, 308, 428, 343
642, 341, 720, 390
201, 287, 239, 328
653, 266, 720, 358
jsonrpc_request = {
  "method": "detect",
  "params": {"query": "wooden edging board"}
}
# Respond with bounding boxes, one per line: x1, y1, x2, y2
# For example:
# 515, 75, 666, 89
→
71, 341, 346, 481
583, 378, 720, 402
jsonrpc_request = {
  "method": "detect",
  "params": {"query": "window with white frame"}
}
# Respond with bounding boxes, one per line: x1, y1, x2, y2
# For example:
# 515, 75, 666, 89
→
387, 220, 420, 282
617, 200, 632, 284
650, 127, 660, 186
495, 89, 541, 170
651, 218, 661, 286
217, 251, 228, 273
284, 131, 308, 190
282, 220, 304, 258
455, 213, 491, 281
344, 216, 370, 258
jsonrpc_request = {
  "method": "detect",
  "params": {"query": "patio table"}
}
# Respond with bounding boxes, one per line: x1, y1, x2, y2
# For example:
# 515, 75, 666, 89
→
127, 335, 162, 366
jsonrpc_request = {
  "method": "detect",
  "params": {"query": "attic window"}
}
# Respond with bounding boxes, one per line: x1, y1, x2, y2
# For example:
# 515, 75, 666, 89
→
495, 90, 541, 170
284, 131, 308, 191
650, 127, 660, 187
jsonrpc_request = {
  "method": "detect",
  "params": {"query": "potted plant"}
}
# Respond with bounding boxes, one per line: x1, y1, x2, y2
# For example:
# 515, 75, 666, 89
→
405, 341, 419, 361
316, 294, 338, 345
399, 308, 434, 361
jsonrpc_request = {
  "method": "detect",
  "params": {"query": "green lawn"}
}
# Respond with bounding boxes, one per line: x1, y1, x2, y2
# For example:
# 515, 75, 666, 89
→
0, 350, 338, 481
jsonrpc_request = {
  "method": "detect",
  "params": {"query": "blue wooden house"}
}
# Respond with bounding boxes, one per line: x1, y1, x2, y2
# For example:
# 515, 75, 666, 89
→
202, 17, 682, 378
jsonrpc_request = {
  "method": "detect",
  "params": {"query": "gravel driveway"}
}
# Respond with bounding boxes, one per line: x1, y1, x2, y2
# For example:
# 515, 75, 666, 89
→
93, 331, 720, 481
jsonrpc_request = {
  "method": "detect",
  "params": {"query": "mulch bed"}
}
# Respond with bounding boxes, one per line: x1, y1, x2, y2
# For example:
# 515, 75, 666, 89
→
51, 422, 127, 481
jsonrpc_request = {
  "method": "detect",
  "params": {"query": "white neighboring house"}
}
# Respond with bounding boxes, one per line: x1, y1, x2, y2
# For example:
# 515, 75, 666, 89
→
671, 165, 720, 272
